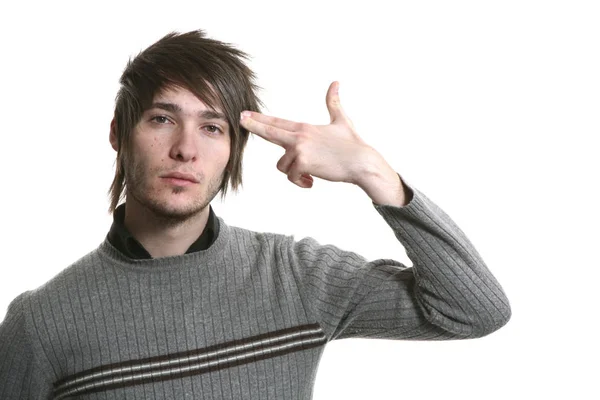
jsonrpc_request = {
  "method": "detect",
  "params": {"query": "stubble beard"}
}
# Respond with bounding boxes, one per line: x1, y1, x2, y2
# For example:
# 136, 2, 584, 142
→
125, 156, 224, 226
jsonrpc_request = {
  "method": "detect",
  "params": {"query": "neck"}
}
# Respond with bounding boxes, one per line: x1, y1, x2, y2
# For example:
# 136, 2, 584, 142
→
123, 197, 210, 258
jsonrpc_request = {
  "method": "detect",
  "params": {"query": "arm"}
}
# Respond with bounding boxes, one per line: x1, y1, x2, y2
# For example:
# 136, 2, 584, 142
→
0, 292, 54, 399
241, 82, 510, 340
285, 183, 511, 341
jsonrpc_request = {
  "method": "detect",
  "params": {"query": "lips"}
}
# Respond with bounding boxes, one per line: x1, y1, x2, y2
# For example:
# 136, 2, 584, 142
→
162, 172, 199, 183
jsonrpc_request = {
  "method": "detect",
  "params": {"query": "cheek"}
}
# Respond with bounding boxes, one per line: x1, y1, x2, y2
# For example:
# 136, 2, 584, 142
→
141, 137, 168, 164
129, 146, 160, 178
219, 144, 232, 170
201, 140, 231, 168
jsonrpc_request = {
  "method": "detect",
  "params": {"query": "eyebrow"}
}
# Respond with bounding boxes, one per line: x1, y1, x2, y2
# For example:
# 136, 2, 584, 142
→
150, 102, 228, 123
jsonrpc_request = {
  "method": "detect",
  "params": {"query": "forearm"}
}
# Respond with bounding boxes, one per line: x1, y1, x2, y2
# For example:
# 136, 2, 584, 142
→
289, 183, 510, 341
374, 187, 511, 338
352, 147, 412, 207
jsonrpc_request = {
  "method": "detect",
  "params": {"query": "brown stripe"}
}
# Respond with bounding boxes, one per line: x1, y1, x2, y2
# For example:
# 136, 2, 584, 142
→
53, 324, 325, 398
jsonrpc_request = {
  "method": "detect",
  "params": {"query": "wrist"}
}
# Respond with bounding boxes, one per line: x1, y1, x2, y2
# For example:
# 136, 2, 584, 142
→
353, 149, 409, 207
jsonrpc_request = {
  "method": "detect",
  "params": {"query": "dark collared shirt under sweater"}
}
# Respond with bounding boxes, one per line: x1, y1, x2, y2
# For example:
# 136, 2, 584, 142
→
106, 203, 219, 259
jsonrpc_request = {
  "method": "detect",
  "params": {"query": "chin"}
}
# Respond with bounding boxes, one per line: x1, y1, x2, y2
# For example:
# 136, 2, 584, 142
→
134, 189, 209, 222
155, 198, 208, 219
127, 172, 222, 221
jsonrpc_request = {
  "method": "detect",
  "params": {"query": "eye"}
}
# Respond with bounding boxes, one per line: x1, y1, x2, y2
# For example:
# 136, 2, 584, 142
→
204, 124, 223, 135
150, 115, 172, 124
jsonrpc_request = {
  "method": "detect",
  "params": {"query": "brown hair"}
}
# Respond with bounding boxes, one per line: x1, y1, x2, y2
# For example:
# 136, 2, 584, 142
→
108, 30, 262, 214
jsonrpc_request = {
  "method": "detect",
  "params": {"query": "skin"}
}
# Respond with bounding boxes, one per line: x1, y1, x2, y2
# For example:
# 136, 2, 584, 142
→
109, 81, 410, 258
109, 86, 231, 258
240, 81, 411, 207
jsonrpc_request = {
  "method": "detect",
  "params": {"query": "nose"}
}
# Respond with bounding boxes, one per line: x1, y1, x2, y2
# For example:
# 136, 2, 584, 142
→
169, 123, 198, 162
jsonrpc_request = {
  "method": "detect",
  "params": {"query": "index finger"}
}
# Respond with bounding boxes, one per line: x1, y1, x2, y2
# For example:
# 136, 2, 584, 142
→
240, 111, 296, 147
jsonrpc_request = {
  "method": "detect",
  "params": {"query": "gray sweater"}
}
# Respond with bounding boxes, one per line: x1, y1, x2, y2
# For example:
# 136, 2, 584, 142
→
0, 187, 511, 399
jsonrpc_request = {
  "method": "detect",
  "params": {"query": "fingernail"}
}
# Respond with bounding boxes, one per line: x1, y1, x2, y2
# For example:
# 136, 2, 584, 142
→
240, 111, 251, 120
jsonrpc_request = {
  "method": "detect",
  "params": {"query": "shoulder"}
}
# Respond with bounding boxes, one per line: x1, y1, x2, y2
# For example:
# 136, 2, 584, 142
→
23, 245, 104, 306
225, 222, 292, 248
2, 290, 31, 323
222, 222, 311, 267
223, 219, 359, 257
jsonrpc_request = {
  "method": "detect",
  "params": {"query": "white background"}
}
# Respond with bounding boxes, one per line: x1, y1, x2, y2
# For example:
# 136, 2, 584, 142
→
1, 1, 598, 399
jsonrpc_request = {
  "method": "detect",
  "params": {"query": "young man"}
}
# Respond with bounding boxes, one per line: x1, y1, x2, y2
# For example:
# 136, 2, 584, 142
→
0, 30, 511, 399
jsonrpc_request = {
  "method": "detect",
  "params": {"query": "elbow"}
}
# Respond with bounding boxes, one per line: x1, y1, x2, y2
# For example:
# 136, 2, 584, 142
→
464, 301, 512, 339
474, 316, 512, 339
429, 301, 512, 340
420, 287, 512, 339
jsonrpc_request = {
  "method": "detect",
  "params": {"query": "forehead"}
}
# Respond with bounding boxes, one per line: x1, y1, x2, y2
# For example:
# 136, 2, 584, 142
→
152, 85, 223, 114
152, 86, 219, 111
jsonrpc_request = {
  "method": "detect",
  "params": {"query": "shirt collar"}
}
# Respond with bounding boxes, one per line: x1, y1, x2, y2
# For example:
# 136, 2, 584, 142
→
106, 204, 219, 259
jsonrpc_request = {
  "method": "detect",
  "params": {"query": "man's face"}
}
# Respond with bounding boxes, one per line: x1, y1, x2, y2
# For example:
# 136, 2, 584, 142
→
125, 86, 231, 221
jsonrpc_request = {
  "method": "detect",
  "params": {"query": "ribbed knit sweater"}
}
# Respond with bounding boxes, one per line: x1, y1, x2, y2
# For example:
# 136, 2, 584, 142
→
0, 187, 511, 399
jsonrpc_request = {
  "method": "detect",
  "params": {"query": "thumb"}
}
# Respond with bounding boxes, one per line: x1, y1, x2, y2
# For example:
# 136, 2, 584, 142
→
325, 81, 347, 124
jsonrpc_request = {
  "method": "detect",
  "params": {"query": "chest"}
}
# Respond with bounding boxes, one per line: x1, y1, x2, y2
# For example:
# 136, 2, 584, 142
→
39, 265, 324, 398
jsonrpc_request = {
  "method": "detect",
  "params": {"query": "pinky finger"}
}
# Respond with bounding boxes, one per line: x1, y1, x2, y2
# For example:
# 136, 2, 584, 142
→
300, 174, 313, 187
289, 173, 313, 189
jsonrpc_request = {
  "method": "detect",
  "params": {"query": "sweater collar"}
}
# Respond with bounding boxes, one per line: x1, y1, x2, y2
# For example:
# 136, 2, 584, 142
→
106, 203, 219, 259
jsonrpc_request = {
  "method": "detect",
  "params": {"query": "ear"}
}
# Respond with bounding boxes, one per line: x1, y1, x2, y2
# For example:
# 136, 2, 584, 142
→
109, 118, 118, 151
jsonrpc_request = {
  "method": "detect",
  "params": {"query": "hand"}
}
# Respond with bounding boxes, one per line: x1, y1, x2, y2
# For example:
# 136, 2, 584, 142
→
240, 81, 410, 206
240, 81, 373, 187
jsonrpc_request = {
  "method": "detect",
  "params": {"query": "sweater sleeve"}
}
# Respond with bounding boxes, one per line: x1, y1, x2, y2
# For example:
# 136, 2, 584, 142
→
287, 185, 511, 341
0, 292, 54, 399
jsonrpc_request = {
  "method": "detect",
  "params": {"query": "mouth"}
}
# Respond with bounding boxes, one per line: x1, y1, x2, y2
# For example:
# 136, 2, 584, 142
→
162, 177, 196, 186
161, 172, 199, 185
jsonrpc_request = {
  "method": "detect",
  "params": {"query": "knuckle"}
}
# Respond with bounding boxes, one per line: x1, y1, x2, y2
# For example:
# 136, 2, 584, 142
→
297, 123, 312, 133
276, 159, 287, 173
265, 124, 277, 136
294, 154, 307, 168
295, 131, 309, 143
295, 142, 309, 156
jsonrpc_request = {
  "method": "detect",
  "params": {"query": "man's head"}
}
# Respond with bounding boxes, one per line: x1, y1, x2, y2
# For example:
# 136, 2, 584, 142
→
108, 30, 262, 215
